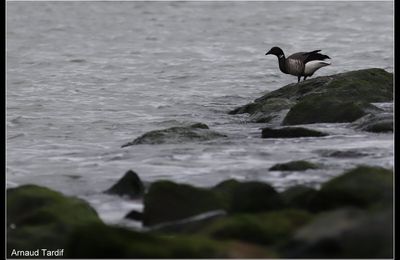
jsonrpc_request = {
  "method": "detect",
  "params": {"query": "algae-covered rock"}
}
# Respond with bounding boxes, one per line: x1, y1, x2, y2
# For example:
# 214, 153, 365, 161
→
283, 208, 393, 258
143, 181, 224, 226
7, 185, 101, 256
104, 170, 144, 199
262, 127, 328, 138
351, 112, 393, 133
202, 210, 312, 246
269, 160, 319, 171
282, 97, 381, 125
229, 68, 393, 125
281, 186, 319, 210
66, 222, 226, 258
122, 123, 226, 147
212, 179, 284, 214
310, 166, 393, 211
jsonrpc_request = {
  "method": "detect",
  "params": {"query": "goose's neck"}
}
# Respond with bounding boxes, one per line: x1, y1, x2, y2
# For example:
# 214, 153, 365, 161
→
278, 55, 287, 74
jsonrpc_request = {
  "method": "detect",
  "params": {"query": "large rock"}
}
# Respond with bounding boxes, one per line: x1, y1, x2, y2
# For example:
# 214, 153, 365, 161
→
122, 123, 226, 147
104, 170, 144, 199
201, 209, 312, 246
230, 68, 393, 125
310, 166, 393, 211
212, 179, 284, 214
66, 222, 227, 258
283, 208, 393, 258
7, 185, 102, 256
143, 181, 224, 226
281, 186, 319, 210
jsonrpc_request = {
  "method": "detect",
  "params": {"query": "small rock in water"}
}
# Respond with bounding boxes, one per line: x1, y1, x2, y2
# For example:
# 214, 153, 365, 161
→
104, 170, 144, 199
269, 160, 319, 171
261, 127, 328, 138
351, 112, 393, 133
121, 123, 226, 147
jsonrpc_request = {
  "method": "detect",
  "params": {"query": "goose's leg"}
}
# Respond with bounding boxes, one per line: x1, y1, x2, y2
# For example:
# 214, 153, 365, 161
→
304, 76, 307, 81
297, 76, 301, 83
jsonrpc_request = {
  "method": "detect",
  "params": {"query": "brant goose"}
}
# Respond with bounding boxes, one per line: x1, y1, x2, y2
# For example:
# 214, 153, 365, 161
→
265, 46, 331, 83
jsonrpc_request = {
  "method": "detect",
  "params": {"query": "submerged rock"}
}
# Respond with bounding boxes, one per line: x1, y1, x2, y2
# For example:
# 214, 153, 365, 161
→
283, 208, 393, 258
7, 185, 101, 256
122, 123, 226, 147
351, 112, 393, 133
230, 68, 393, 125
261, 127, 328, 138
104, 170, 144, 199
269, 160, 319, 171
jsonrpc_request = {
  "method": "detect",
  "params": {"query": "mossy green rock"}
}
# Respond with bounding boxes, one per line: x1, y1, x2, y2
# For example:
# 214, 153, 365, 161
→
283, 208, 393, 258
212, 179, 284, 213
105, 170, 144, 199
143, 181, 224, 226
281, 186, 319, 210
7, 185, 101, 256
229, 68, 393, 125
122, 123, 226, 147
310, 166, 393, 211
269, 160, 319, 171
66, 222, 226, 258
282, 98, 381, 125
202, 210, 312, 246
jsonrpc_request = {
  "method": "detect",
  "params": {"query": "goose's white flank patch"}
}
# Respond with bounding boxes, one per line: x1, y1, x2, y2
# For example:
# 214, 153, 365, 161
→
304, 60, 331, 75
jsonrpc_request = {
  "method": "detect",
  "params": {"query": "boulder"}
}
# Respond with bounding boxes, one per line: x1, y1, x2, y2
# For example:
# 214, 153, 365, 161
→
212, 179, 284, 213
269, 160, 319, 171
283, 208, 393, 258
201, 209, 312, 246
143, 181, 224, 226
104, 170, 144, 199
261, 127, 328, 138
122, 123, 226, 147
7, 185, 101, 256
229, 68, 393, 125
310, 166, 393, 211
281, 186, 319, 210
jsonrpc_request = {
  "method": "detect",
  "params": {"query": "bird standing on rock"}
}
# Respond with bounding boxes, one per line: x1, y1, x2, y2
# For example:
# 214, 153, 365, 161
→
265, 46, 331, 83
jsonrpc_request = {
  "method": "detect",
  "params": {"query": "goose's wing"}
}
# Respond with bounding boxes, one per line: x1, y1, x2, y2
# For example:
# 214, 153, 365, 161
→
303, 50, 330, 63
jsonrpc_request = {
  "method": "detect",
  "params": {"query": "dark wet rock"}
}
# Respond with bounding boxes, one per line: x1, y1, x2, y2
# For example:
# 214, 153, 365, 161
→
281, 186, 319, 210
269, 160, 319, 171
7, 185, 101, 256
282, 98, 381, 125
122, 123, 226, 147
283, 208, 393, 258
125, 210, 143, 221
310, 166, 393, 211
202, 209, 312, 246
316, 149, 370, 158
66, 222, 227, 258
351, 112, 393, 133
143, 181, 224, 226
104, 170, 144, 199
229, 68, 393, 125
212, 179, 284, 214
261, 127, 328, 138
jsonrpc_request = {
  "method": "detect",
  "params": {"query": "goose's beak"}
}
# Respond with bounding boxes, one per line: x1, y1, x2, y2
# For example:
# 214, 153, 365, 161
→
265, 51, 271, 55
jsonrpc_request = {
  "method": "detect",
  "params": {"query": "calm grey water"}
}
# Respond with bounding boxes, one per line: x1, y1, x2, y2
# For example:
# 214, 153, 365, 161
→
7, 1, 393, 225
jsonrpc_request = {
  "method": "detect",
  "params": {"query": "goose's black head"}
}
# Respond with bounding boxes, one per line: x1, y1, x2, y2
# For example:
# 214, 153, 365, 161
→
265, 46, 284, 57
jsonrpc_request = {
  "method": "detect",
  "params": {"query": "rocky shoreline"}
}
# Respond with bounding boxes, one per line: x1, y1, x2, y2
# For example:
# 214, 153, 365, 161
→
7, 68, 393, 258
